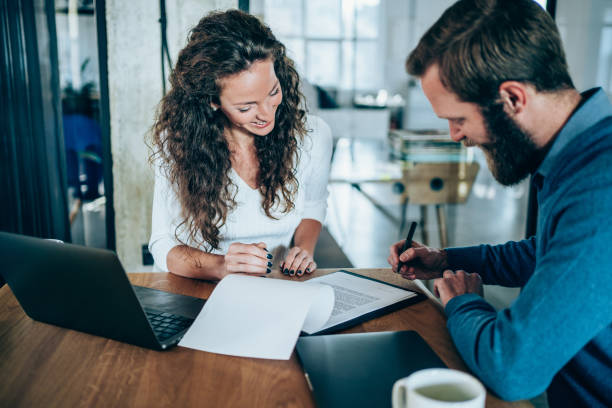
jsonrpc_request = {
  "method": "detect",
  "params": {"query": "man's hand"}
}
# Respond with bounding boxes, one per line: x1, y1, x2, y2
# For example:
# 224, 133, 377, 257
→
433, 270, 484, 307
387, 240, 448, 280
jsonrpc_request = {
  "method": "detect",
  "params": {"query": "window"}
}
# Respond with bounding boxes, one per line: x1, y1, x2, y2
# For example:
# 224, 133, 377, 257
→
56, 0, 108, 248
534, 0, 548, 9
257, 0, 383, 91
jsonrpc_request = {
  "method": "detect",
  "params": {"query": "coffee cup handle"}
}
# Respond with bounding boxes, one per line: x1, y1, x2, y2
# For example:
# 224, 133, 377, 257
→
392, 380, 408, 408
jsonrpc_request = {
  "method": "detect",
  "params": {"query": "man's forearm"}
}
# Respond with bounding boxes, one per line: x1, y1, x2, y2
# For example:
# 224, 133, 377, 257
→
445, 237, 536, 287
444, 295, 548, 401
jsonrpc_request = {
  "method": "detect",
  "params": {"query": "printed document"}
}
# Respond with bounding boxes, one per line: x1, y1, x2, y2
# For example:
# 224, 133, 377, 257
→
305, 271, 418, 333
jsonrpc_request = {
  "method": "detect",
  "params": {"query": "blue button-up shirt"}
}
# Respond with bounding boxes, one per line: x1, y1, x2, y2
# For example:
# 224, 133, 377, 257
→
444, 88, 612, 407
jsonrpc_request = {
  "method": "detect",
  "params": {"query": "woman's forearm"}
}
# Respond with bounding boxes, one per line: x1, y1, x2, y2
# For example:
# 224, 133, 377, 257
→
292, 219, 322, 255
166, 245, 225, 280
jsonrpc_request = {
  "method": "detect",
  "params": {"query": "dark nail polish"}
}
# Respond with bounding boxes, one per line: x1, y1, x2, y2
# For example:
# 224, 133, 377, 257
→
306, 268, 310, 272
290, 270, 295, 276
267, 253, 273, 259
297, 270, 302, 276
266, 268, 271, 274
283, 268, 289, 275
267, 261, 272, 267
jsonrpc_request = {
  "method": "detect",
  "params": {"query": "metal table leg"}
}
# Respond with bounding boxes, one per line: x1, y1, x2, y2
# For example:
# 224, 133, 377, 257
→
436, 203, 448, 248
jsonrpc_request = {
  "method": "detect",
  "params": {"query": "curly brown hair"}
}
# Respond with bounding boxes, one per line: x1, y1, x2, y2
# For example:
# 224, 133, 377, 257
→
150, 9, 306, 251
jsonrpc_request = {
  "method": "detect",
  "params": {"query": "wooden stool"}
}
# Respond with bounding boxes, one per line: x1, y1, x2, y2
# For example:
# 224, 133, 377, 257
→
399, 161, 480, 246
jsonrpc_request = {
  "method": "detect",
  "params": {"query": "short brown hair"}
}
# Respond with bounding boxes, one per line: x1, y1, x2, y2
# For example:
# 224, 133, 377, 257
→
406, 0, 574, 105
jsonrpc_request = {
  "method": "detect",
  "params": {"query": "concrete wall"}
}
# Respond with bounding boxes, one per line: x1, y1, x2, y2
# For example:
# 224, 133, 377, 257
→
106, 0, 236, 271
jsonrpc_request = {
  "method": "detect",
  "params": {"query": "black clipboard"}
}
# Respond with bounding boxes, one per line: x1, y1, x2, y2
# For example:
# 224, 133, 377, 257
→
304, 270, 427, 336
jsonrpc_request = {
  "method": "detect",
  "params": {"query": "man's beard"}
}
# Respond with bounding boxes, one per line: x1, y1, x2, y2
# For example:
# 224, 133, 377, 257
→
478, 102, 545, 186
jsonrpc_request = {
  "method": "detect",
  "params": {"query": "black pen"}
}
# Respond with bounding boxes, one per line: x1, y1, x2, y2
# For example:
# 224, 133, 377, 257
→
397, 221, 417, 273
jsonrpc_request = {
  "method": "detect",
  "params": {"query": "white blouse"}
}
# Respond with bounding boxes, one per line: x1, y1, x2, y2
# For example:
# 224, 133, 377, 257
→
148, 115, 333, 271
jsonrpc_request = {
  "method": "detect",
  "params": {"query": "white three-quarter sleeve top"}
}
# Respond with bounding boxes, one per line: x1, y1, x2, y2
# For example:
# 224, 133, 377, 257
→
148, 115, 333, 272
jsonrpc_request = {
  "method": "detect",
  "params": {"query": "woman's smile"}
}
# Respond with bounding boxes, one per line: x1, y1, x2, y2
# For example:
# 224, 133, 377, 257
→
252, 120, 271, 129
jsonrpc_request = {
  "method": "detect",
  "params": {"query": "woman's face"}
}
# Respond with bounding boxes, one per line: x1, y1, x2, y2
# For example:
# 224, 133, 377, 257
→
216, 58, 283, 137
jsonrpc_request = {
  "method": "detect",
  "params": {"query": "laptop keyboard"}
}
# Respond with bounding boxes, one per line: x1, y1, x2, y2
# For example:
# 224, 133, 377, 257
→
145, 309, 193, 342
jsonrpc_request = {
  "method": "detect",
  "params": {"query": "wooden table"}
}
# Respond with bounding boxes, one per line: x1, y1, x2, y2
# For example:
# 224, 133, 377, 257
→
0, 268, 531, 407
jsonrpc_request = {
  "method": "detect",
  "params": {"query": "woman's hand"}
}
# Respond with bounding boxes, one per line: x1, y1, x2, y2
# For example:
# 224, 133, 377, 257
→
281, 246, 316, 277
221, 242, 273, 279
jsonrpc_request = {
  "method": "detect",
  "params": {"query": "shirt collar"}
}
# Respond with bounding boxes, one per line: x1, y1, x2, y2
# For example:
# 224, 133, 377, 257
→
535, 87, 612, 180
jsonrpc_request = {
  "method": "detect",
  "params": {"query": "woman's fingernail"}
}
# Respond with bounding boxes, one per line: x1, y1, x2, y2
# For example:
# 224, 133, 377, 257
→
267, 261, 272, 267
283, 268, 289, 275
297, 270, 302, 276
290, 270, 295, 276
266, 268, 271, 274
306, 268, 310, 273
267, 253, 273, 259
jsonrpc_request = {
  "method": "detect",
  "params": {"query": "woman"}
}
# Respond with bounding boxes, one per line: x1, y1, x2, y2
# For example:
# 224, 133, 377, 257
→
149, 10, 332, 280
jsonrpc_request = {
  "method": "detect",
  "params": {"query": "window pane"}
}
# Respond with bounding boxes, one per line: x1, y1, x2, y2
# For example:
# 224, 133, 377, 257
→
306, 0, 341, 38
606, 7, 612, 23
55, 11, 100, 90
557, 0, 612, 92
355, 0, 379, 39
264, 0, 302, 37
354, 40, 381, 90
597, 28, 612, 94
280, 37, 305, 74
340, 40, 355, 90
534, 0, 547, 10
306, 41, 339, 86
342, 0, 356, 38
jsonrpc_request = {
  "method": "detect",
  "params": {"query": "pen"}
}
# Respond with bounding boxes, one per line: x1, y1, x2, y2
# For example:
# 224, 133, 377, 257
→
397, 221, 417, 273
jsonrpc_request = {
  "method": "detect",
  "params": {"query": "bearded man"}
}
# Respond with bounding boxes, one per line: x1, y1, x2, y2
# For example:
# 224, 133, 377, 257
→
387, 0, 612, 406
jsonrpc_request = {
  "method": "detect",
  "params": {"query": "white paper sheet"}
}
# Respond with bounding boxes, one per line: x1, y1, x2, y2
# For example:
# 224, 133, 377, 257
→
178, 274, 334, 360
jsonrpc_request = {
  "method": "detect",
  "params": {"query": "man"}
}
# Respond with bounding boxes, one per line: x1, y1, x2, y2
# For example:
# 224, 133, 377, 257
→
387, 0, 612, 406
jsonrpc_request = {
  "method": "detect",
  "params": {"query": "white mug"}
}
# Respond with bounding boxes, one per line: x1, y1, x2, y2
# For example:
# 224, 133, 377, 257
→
392, 368, 486, 408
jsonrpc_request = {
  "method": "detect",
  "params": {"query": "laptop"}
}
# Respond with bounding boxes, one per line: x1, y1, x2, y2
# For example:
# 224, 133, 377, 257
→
295, 330, 446, 407
0, 231, 205, 350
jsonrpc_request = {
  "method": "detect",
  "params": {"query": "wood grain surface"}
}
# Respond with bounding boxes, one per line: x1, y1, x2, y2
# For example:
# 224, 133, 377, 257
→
0, 268, 531, 407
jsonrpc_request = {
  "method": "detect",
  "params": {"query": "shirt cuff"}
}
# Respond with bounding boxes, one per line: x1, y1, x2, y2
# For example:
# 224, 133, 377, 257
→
444, 293, 488, 317
445, 246, 486, 275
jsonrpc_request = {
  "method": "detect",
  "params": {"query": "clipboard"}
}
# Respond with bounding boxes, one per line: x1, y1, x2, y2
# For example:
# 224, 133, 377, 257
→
304, 270, 427, 336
